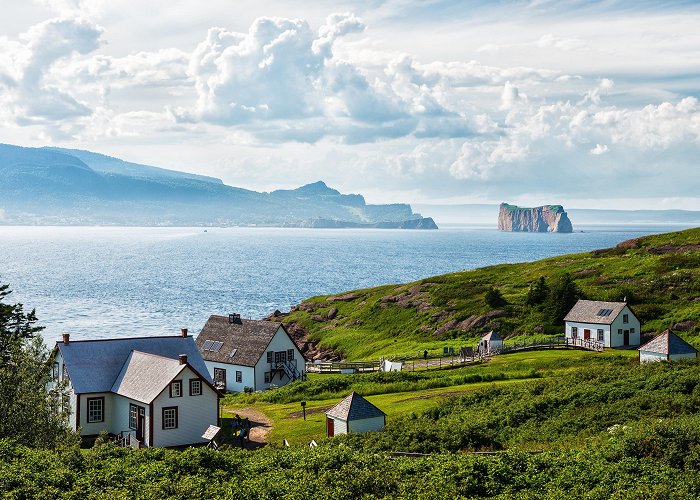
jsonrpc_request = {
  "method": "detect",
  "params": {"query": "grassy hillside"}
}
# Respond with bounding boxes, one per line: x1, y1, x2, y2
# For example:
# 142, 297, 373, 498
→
283, 227, 700, 359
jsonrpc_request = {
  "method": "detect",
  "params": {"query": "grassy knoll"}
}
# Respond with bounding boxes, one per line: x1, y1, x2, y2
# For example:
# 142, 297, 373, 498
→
283, 227, 700, 360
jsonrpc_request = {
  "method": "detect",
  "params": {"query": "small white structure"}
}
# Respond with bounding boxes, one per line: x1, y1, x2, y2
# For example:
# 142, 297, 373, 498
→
479, 331, 503, 354
381, 359, 403, 372
639, 330, 697, 363
196, 314, 305, 393
564, 300, 640, 348
325, 392, 386, 437
47, 331, 219, 448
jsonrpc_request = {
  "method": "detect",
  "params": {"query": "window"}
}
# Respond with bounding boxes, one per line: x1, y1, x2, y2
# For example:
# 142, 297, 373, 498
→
129, 404, 138, 430
235, 371, 242, 383
618, 329, 623, 335
597, 329, 604, 342
62, 364, 70, 382
214, 368, 226, 386
162, 407, 178, 430
170, 380, 182, 398
189, 379, 202, 396
264, 372, 271, 384
87, 397, 104, 423
630, 328, 636, 334
52, 362, 59, 381
623, 314, 629, 324
571, 327, 578, 338
266, 351, 273, 363
287, 349, 294, 360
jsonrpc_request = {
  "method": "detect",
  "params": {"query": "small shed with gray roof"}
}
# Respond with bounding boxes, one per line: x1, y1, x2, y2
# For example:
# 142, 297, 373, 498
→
325, 392, 386, 437
479, 331, 503, 354
564, 299, 640, 348
47, 331, 219, 448
639, 330, 697, 363
196, 314, 305, 393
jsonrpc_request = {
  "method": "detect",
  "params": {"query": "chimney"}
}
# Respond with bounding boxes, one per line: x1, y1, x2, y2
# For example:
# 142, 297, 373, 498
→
181, 328, 188, 337
62, 333, 70, 345
229, 313, 241, 324
179, 354, 187, 365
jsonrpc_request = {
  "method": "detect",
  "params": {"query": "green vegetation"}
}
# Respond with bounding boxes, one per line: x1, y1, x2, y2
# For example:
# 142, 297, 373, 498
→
283, 227, 700, 359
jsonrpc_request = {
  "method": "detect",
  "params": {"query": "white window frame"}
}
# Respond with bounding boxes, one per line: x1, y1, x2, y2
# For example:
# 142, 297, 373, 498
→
87, 397, 104, 423
189, 379, 202, 396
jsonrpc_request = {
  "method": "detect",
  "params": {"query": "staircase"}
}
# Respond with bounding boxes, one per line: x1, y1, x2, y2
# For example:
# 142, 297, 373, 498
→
275, 360, 307, 382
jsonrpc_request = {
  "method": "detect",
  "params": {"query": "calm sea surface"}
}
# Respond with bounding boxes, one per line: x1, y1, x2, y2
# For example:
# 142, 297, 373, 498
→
0, 224, 690, 342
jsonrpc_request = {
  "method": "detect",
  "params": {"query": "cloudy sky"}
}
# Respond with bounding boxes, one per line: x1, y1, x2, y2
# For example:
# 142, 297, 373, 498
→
1, 0, 699, 209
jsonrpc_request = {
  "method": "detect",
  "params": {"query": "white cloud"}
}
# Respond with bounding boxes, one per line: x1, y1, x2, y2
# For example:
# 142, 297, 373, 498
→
589, 143, 608, 155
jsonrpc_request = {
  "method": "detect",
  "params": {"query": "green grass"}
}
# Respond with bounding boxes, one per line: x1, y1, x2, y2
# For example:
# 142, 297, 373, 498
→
283, 227, 700, 360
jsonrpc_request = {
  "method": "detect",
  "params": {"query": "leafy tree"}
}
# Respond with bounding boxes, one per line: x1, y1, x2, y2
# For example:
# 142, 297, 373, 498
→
525, 276, 549, 306
0, 282, 76, 448
484, 287, 507, 308
544, 273, 582, 324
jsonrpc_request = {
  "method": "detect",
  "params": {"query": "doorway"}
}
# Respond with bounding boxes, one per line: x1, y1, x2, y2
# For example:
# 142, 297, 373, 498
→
623, 330, 630, 346
584, 329, 591, 340
326, 416, 334, 437
136, 406, 145, 443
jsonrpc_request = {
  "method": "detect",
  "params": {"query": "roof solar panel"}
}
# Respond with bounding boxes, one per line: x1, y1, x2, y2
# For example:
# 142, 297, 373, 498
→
597, 308, 613, 317
202, 340, 213, 350
211, 341, 224, 352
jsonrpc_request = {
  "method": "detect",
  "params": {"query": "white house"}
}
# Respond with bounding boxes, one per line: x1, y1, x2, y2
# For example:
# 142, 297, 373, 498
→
479, 331, 503, 354
196, 314, 305, 393
639, 330, 697, 363
564, 300, 641, 348
325, 392, 386, 437
48, 331, 220, 448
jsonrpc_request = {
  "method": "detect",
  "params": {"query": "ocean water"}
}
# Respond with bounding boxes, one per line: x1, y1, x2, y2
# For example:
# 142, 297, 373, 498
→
0, 224, 690, 342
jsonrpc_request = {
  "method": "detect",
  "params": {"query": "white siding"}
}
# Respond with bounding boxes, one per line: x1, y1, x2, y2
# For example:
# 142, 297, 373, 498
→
332, 417, 348, 435
609, 306, 640, 347
77, 393, 114, 436
565, 322, 611, 346
640, 351, 666, 363
204, 360, 255, 393
348, 416, 385, 434
254, 327, 304, 390
112, 394, 151, 446
152, 366, 218, 448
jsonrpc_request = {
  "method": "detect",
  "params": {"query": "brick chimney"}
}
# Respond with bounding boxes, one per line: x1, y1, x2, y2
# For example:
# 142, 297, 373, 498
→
62, 333, 70, 345
179, 354, 187, 365
181, 328, 188, 337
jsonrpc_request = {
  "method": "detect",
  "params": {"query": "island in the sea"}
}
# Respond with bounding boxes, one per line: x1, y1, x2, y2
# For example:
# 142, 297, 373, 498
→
0, 144, 436, 229
498, 202, 573, 233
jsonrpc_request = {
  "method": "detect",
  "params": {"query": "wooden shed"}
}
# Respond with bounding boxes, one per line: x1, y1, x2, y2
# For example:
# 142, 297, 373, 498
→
325, 392, 386, 437
639, 330, 697, 363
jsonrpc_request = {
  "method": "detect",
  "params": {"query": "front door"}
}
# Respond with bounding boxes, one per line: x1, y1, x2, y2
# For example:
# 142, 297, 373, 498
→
136, 406, 145, 442
584, 329, 591, 340
326, 416, 334, 437
214, 368, 226, 389
623, 330, 630, 346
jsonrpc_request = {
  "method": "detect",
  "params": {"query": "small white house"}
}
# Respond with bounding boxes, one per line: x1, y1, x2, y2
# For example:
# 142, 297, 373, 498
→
564, 300, 641, 348
639, 330, 697, 363
325, 392, 386, 437
196, 314, 305, 393
479, 331, 503, 354
48, 331, 219, 448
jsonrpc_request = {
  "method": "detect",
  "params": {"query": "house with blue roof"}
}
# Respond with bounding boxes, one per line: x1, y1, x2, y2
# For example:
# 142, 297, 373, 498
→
48, 329, 220, 448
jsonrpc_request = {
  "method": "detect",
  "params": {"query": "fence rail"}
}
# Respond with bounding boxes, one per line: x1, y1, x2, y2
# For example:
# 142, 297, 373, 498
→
305, 360, 381, 374
489, 336, 604, 355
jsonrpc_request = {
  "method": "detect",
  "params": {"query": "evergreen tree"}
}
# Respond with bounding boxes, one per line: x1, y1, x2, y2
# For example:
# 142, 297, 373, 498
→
485, 287, 507, 308
525, 276, 549, 306
0, 283, 76, 448
545, 273, 582, 324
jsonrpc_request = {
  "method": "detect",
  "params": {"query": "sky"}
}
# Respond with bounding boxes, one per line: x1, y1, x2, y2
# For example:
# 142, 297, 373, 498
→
0, 0, 699, 209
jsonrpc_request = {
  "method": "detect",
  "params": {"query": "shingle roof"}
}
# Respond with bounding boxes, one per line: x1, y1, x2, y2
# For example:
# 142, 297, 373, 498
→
111, 351, 187, 403
482, 331, 502, 341
57, 335, 211, 394
326, 392, 386, 421
639, 330, 697, 356
563, 300, 629, 325
196, 315, 292, 367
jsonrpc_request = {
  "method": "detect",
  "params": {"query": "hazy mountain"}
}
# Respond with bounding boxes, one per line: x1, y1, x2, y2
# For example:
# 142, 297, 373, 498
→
0, 144, 436, 228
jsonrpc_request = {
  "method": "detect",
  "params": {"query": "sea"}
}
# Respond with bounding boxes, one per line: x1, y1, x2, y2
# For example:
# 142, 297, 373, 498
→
0, 224, 691, 342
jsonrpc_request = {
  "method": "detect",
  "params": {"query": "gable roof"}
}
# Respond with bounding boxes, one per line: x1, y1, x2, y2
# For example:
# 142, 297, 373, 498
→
482, 331, 502, 341
563, 300, 632, 325
326, 392, 386, 421
111, 351, 187, 403
57, 335, 211, 394
196, 315, 298, 367
639, 330, 697, 356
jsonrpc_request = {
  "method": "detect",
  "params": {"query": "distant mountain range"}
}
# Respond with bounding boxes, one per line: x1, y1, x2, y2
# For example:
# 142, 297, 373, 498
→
0, 144, 437, 229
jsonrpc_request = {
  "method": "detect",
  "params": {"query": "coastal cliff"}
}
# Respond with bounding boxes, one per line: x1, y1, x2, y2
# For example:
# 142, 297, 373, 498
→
498, 203, 573, 233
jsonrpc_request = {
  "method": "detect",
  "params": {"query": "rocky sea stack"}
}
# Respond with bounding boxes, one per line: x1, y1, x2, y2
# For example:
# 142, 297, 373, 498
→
498, 203, 573, 233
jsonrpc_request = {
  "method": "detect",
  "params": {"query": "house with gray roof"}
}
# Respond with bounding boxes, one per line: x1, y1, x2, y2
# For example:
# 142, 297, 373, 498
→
196, 314, 305, 393
564, 299, 640, 348
325, 392, 386, 437
639, 330, 697, 363
48, 330, 219, 448
479, 331, 503, 354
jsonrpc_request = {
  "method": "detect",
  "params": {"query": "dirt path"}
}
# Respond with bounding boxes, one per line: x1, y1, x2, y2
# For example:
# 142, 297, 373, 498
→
222, 407, 272, 447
